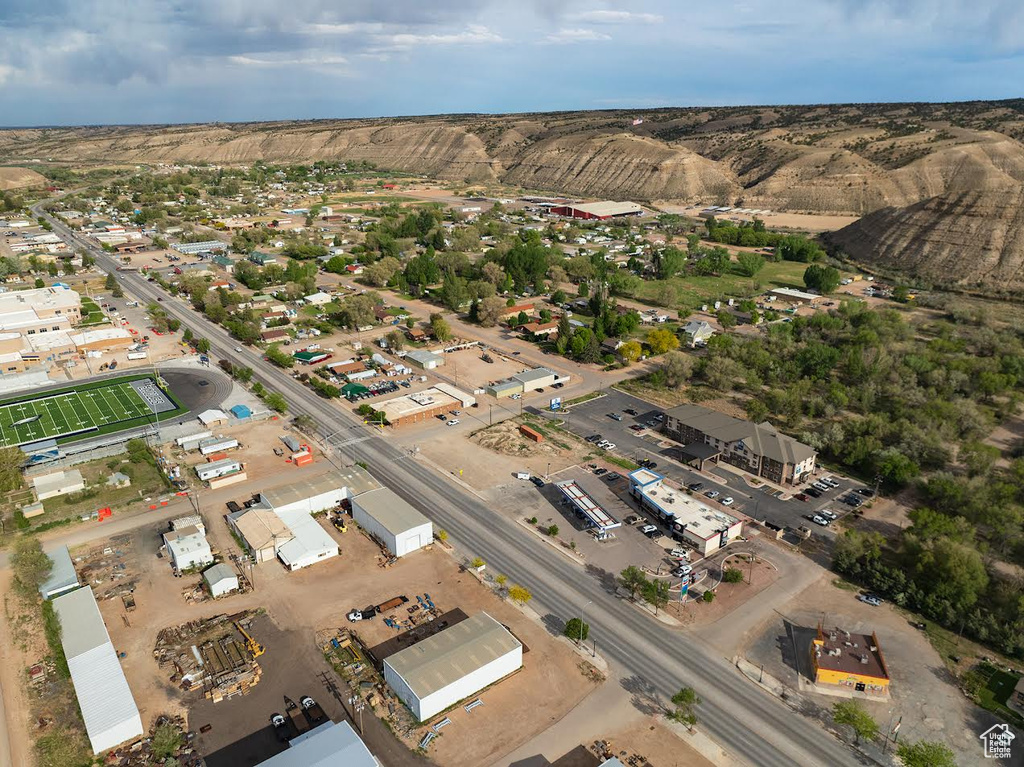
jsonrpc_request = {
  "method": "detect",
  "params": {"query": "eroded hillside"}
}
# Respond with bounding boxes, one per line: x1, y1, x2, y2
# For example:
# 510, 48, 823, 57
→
5, 100, 1024, 215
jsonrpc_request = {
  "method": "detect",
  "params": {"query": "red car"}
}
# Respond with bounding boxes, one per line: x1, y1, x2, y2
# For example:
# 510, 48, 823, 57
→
795, 493, 809, 502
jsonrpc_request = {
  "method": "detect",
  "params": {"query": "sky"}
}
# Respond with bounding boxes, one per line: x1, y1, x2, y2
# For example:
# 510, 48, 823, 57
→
1, 0, 1023, 126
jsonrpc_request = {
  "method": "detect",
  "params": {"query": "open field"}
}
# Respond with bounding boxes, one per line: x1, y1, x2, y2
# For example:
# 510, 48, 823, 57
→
0, 375, 183, 447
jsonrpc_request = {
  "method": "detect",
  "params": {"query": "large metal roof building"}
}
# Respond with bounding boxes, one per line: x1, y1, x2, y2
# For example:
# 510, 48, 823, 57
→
351, 487, 433, 557
383, 612, 522, 721
52, 587, 143, 753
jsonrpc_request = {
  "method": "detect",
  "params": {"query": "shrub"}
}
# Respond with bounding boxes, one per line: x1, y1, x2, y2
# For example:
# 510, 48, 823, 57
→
546, 524, 559, 537
702, 590, 715, 603
723, 568, 744, 583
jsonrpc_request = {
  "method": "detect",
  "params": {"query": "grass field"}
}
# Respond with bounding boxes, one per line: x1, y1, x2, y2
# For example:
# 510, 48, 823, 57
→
0, 376, 183, 447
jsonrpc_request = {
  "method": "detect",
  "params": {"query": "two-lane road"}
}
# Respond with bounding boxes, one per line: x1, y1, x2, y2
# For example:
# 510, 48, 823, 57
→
33, 203, 867, 767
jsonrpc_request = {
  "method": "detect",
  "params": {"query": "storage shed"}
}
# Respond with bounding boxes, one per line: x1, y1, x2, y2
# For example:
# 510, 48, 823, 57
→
351, 487, 433, 557
203, 563, 240, 597
229, 404, 252, 419
405, 350, 444, 370
383, 612, 522, 721
52, 588, 143, 753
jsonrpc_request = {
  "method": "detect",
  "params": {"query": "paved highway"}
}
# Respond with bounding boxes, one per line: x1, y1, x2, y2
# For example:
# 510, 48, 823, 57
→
36, 204, 868, 767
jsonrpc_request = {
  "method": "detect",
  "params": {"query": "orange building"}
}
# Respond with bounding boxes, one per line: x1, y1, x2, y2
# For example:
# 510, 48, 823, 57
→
810, 624, 890, 693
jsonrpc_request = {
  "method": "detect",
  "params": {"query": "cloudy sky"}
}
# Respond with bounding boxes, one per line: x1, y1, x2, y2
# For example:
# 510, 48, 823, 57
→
1, 0, 1022, 126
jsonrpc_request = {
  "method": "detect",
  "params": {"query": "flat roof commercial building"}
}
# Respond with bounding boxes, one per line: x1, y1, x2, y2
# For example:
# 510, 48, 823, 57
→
511, 367, 562, 392
373, 385, 475, 427
228, 468, 379, 570
550, 201, 644, 220
255, 721, 378, 767
40, 545, 79, 599
405, 350, 444, 370
352, 487, 433, 557
811, 624, 891, 694
52, 587, 144, 753
172, 240, 227, 255
628, 470, 743, 556
767, 287, 820, 305
383, 612, 522, 721
162, 525, 213, 571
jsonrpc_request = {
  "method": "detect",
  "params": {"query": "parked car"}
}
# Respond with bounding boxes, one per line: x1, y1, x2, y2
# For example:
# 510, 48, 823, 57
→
673, 564, 693, 577
819, 509, 838, 521
586, 434, 602, 443
602, 442, 616, 451
530, 476, 545, 488
640, 524, 659, 537
593, 468, 608, 476
687, 482, 704, 492
856, 487, 875, 497
811, 515, 830, 526
811, 481, 830, 492
630, 425, 645, 432
552, 382, 564, 389
704, 490, 720, 499
822, 477, 840, 488
639, 459, 657, 469
624, 515, 641, 525
607, 412, 623, 421
806, 487, 823, 498
720, 497, 735, 506
446, 419, 460, 426
795, 493, 809, 502
857, 594, 882, 607
669, 548, 689, 559
624, 408, 639, 416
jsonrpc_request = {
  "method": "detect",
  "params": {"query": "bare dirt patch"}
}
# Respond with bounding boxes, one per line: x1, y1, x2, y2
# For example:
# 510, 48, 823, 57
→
0, 167, 46, 191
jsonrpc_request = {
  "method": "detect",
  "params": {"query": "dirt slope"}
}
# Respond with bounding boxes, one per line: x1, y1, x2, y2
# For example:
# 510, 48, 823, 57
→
827, 188, 1024, 294
5, 100, 1024, 214
0, 167, 46, 191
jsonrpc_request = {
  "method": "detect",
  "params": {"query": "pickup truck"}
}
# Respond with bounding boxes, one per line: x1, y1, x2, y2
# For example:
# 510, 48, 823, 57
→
286, 699, 310, 735
271, 713, 290, 742
301, 696, 327, 725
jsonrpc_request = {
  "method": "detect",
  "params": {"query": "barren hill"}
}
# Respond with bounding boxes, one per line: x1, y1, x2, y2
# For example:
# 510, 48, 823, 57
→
0, 166, 46, 191
827, 189, 1024, 294
5, 100, 1024, 214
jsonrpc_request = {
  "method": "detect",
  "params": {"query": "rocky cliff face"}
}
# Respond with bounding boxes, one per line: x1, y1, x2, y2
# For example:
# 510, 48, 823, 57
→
5, 100, 1024, 216
827, 188, 1024, 294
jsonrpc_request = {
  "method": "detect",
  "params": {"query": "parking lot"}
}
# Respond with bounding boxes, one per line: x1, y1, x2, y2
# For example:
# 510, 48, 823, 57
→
547, 389, 871, 537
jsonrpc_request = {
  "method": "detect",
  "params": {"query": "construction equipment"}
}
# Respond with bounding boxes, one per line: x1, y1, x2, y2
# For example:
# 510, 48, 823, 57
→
234, 621, 265, 659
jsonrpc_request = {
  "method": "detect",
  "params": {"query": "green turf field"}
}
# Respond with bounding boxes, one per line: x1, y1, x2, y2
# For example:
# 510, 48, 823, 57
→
0, 378, 179, 448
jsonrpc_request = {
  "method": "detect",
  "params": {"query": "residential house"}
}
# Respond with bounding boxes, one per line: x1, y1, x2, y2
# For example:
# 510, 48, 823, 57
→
681, 320, 714, 348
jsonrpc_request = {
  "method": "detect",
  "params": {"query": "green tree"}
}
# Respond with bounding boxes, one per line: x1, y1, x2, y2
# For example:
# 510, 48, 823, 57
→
546, 524, 559, 537
151, 722, 183, 759
264, 392, 288, 413
641, 578, 670, 614
440, 269, 469, 311
264, 344, 294, 368
430, 313, 452, 341
736, 251, 765, 277
195, 338, 211, 354
0, 446, 25, 494
831, 701, 878, 745
104, 272, 118, 291
33, 277, 44, 289
716, 310, 736, 329
803, 263, 841, 294
895, 740, 956, 767
723, 567, 744, 583
668, 687, 700, 730
385, 329, 405, 351
564, 617, 590, 643
702, 590, 715, 603
619, 565, 648, 601
11, 536, 52, 596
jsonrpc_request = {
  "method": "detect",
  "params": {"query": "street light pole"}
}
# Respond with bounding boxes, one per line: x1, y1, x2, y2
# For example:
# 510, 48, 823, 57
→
579, 599, 592, 647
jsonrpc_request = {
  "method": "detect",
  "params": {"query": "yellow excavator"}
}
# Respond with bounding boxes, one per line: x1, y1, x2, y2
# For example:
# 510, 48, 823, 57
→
235, 621, 265, 659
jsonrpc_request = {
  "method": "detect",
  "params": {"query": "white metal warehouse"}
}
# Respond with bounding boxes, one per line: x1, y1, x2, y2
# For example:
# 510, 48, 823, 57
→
351, 487, 432, 557
383, 612, 523, 721
52, 587, 143, 753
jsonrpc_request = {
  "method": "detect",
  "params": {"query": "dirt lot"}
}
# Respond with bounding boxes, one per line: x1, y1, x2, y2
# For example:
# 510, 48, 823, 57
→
443, 346, 525, 391
174, 416, 298, 485
741, 577, 1003, 765
96, 503, 595, 767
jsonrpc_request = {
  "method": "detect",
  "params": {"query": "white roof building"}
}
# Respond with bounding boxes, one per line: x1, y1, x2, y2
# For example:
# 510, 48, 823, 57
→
255, 721, 377, 767
33, 469, 85, 500
351, 487, 432, 557
197, 408, 229, 426
52, 588, 143, 753
162, 525, 214, 571
304, 292, 333, 306
383, 612, 522, 721
39, 545, 79, 599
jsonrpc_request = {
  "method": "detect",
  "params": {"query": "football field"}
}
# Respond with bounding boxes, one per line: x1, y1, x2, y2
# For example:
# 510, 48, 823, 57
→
0, 377, 179, 447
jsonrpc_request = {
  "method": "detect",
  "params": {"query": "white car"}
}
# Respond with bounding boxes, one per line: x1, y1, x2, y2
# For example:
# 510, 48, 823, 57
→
673, 564, 693, 577
811, 515, 830, 526
234, 346, 242, 352
670, 548, 689, 559
704, 490, 720, 499
446, 419, 460, 426
602, 442, 616, 451
720, 497, 735, 506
